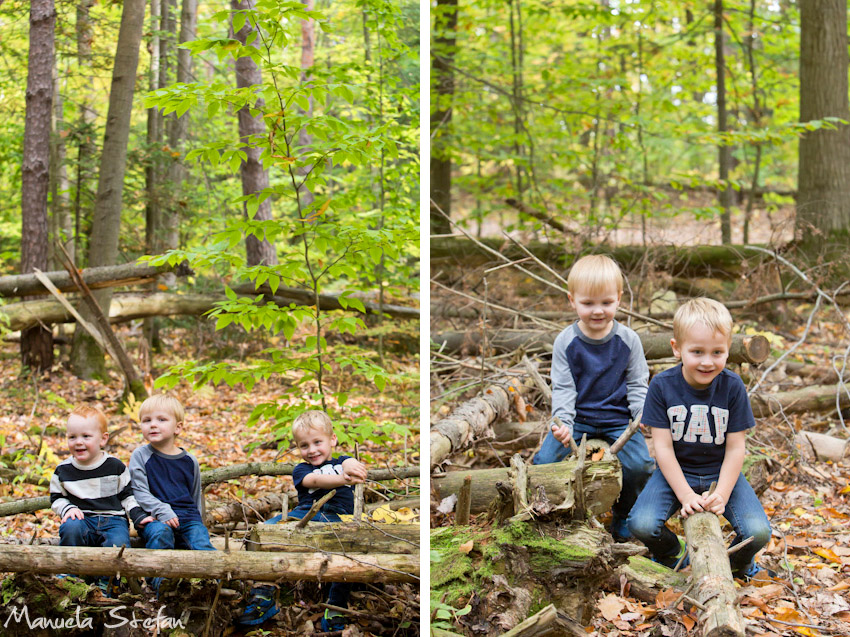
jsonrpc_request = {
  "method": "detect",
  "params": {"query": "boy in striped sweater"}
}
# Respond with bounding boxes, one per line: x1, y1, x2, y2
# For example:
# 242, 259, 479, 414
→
50, 405, 152, 557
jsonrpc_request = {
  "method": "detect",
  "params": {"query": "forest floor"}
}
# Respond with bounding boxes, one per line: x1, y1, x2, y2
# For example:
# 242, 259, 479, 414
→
0, 320, 420, 637
430, 252, 850, 637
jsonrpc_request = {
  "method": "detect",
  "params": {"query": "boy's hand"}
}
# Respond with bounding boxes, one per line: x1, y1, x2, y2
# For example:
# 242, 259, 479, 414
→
679, 492, 705, 518
137, 516, 155, 527
551, 423, 572, 446
61, 508, 85, 523
164, 517, 180, 529
341, 458, 367, 484
702, 491, 727, 516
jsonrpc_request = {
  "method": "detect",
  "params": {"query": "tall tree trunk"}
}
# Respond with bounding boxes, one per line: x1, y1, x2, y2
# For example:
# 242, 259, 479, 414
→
70, 0, 146, 380
231, 0, 278, 267
430, 0, 457, 235
21, 0, 56, 373
714, 0, 732, 244
74, 0, 98, 262
797, 0, 850, 249
49, 63, 72, 270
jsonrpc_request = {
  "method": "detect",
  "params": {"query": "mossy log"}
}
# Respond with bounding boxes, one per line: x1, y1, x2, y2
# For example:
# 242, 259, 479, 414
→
609, 555, 688, 604
750, 383, 850, 417
683, 513, 745, 637
432, 329, 769, 365
247, 521, 419, 554
0, 545, 418, 583
431, 238, 769, 279
432, 459, 621, 517
431, 377, 526, 468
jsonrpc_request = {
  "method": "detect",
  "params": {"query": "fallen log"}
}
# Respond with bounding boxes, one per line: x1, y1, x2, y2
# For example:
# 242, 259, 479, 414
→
431, 377, 526, 468
0, 262, 176, 298
432, 329, 770, 365
750, 383, 850, 417
432, 459, 621, 517
683, 512, 745, 637
610, 556, 688, 604
795, 431, 849, 463
431, 238, 770, 279
500, 603, 587, 637
0, 545, 418, 583
247, 521, 419, 554
0, 290, 418, 333
0, 464, 418, 518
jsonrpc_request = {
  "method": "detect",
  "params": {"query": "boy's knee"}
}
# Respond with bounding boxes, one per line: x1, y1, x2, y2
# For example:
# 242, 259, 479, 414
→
59, 519, 88, 544
143, 522, 174, 545
626, 512, 657, 541
748, 522, 772, 549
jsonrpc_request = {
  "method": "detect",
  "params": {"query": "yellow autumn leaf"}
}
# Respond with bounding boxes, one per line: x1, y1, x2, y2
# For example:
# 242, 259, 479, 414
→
813, 547, 842, 564
458, 540, 474, 554
369, 504, 418, 524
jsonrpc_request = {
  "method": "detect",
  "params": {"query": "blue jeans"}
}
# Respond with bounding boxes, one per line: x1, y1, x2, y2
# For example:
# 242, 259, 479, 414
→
140, 519, 215, 592
60, 515, 130, 548
264, 504, 350, 607
533, 420, 655, 536
627, 469, 771, 576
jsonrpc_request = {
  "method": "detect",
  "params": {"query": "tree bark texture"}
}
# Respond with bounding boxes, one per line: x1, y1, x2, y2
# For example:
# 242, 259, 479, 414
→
430, 0, 458, 234
20, 0, 56, 372
500, 604, 587, 637
0, 545, 418, 583
750, 382, 850, 417
49, 64, 72, 270
432, 459, 621, 517
683, 512, 746, 637
0, 289, 418, 333
431, 377, 526, 468
797, 0, 850, 243
248, 521, 419, 554
232, 0, 278, 267
714, 0, 732, 245
432, 329, 769, 365
71, 0, 146, 380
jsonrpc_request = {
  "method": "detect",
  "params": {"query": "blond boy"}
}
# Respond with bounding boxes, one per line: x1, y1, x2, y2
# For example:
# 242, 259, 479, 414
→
627, 298, 772, 579
533, 255, 653, 541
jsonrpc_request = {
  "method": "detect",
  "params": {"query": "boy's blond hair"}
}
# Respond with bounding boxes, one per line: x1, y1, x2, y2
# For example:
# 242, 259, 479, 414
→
567, 255, 624, 296
70, 405, 108, 435
139, 394, 185, 424
673, 297, 733, 343
292, 410, 334, 438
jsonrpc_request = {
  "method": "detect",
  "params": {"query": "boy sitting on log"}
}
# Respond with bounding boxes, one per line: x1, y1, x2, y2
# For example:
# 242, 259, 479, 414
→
50, 405, 152, 594
533, 255, 654, 541
627, 298, 773, 579
129, 395, 215, 592
236, 410, 367, 629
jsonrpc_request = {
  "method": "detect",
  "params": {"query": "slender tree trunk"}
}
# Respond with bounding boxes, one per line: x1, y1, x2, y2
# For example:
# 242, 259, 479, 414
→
231, 0, 278, 267
21, 0, 56, 373
70, 0, 146, 380
296, 0, 316, 213
74, 0, 98, 263
797, 0, 850, 248
742, 0, 762, 246
715, 0, 732, 244
49, 63, 72, 270
430, 0, 457, 234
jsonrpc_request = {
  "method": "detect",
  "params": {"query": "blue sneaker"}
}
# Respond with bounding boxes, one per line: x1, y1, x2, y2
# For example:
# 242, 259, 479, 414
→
235, 585, 279, 627
320, 609, 346, 632
609, 515, 633, 542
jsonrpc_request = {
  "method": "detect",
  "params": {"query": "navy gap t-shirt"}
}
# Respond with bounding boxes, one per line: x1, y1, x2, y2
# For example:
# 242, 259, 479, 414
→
292, 455, 354, 513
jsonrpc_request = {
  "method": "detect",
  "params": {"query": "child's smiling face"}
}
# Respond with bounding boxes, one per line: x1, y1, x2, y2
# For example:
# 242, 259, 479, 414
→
568, 284, 622, 339
671, 323, 730, 389
66, 414, 108, 466
294, 426, 337, 466
140, 408, 182, 453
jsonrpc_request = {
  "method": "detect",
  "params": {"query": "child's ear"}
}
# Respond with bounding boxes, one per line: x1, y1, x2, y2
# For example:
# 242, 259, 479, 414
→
670, 338, 682, 359
567, 292, 575, 308
330, 434, 338, 447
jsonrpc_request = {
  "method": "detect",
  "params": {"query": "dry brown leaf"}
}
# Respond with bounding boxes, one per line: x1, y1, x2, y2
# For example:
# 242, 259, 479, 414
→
458, 540, 474, 554
598, 593, 625, 621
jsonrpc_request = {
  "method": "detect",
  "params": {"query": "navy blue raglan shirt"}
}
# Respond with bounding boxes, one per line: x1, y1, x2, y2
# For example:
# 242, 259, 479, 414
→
293, 455, 354, 513
642, 366, 755, 474
550, 320, 649, 435
129, 444, 204, 524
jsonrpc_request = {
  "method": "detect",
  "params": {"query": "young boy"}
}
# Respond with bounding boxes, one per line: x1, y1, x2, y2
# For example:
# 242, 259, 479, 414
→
129, 394, 214, 591
533, 254, 654, 541
50, 405, 152, 591
627, 298, 772, 579
237, 410, 367, 629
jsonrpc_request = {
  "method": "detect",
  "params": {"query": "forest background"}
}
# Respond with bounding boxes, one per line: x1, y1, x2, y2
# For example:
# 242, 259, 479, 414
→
430, 1, 850, 636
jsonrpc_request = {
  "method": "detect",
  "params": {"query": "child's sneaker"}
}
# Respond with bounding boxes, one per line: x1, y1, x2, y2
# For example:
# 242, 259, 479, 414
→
651, 536, 689, 570
234, 585, 279, 627
320, 608, 347, 632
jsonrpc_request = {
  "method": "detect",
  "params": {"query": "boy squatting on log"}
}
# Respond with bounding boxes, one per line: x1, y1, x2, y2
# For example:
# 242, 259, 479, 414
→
627, 298, 773, 579
236, 410, 368, 629
129, 394, 216, 593
50, 405, 154, 594
533, 255, 654, 541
